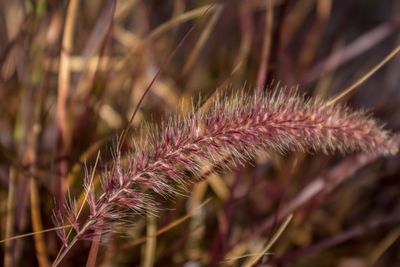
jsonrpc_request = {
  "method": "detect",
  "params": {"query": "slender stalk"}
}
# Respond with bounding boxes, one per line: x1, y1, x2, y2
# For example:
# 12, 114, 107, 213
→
53, 222, 90, 267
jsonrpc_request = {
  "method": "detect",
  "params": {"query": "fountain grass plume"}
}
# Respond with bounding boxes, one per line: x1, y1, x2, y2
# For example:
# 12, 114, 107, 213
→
53, 88, 397, 265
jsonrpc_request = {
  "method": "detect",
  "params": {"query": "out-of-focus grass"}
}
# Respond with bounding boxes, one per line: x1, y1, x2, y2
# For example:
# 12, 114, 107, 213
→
0, 0, 400, 266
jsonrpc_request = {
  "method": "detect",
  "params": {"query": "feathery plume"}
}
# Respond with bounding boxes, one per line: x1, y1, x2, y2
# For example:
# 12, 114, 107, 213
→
53, 89, 397, 264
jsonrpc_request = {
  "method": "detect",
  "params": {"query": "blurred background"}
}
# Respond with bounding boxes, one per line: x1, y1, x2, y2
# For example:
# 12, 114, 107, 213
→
0, 0, 400, 266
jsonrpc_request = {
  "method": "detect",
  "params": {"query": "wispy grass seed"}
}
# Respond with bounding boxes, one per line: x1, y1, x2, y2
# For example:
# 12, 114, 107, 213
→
54, 89, 397, 259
